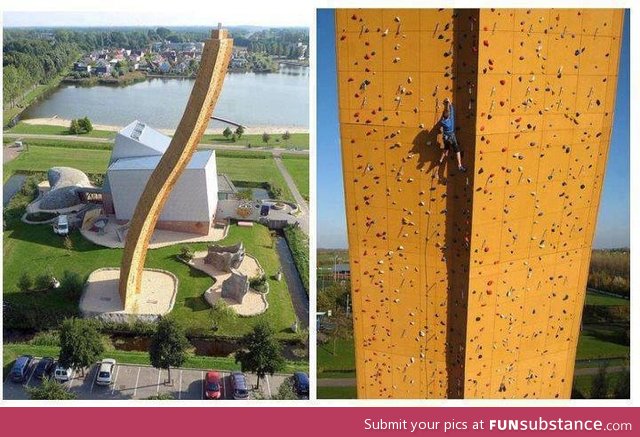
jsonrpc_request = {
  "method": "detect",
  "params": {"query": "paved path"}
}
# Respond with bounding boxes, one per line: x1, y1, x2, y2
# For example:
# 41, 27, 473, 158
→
3, 174, 26, 206
3, 133, 309, 156
574, 365, 626, 376
318, 378, 356, 387
273, 156, 309, 235
275, 236, 309, 329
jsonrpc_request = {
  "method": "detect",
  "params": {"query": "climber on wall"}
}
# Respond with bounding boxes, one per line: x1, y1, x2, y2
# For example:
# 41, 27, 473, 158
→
437, 97, 466, 172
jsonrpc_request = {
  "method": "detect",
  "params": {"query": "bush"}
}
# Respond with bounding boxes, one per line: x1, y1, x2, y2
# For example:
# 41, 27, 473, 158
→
29, 330, 60, 347
60, 271, 84, 300
35, 273, 54, 291
250, 275, 269, 293
17, 272, 33, 292
179, 245, 194, 262
283, 225, 309, 294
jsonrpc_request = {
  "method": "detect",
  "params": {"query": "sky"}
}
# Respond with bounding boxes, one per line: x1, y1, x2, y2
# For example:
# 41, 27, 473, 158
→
317, 9, 631, 250
2, 1, 310, 27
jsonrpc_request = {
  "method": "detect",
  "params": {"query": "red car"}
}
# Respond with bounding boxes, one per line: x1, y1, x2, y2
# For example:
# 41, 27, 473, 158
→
204, 371, 222, 399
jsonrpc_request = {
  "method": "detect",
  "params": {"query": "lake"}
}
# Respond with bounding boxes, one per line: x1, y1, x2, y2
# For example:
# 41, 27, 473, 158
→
22, 65, 309, 131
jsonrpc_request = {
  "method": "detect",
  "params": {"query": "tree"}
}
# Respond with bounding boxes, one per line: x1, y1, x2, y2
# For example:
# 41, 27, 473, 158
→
60, 270, 83, 299
58, 318, 104, 376
26, 377, 76, 400
79, 116, 93, 133
329, 309, 353, 356
590, 365, 609, 399
17, 272, 33, 292
69, 119, 81, 135
282, 131, 291, 141
222, 126, 232, 139
235, 322, 285, 389
613, 367, 630, 399
149, 318, 189, 384
262, 132, 271, 145
270, 378, 298, 400
235, 126, 244, 138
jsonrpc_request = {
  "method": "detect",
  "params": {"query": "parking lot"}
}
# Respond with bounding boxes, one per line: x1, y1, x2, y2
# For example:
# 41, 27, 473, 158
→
4, 357, 300, 400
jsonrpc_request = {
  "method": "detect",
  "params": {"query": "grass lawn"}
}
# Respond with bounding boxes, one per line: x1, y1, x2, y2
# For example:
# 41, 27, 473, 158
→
217, 155, 294, 202
2, 143, 294, 202
201, 132, 309, 150
3, 342, 308, 379
585, 291, 630, 306
4, 145, 110, 181
317, 386, 357, 399
576, 324, 629, 361
3, 222, 298, 340
572, 371, 628, 399
5, 122, 116, 139
281, 155, 309, 199
317, 337, 355, 376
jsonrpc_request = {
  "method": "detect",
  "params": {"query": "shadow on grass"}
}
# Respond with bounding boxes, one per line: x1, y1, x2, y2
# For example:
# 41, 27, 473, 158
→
582, 323, 629, 346
184, 296, 210, 312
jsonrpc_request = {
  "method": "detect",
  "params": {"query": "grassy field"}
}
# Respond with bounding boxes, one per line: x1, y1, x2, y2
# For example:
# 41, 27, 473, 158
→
5, 122, 116, 139
281, 155, 309, 199
585, 291, 630, 306
317, 386, 357, 399
4, 145, 110, 181
3, 221, 298, 340
201, 132, 309, 150
217, 155, 294, 202
3, 143, 294, 202
576, 324, 630, 360
317, 338, 355, 376
3, 342, 308, 379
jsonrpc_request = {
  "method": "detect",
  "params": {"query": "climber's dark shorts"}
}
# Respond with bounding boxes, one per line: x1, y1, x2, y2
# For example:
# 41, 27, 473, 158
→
443, 132, 460, 154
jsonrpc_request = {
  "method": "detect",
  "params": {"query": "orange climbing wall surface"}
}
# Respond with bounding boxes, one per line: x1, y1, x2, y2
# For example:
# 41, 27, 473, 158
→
335, 8, 623, 399
466, 8, 623, 399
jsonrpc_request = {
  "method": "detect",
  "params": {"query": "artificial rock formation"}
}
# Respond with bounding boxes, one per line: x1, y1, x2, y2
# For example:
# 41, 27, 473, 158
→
336, 8, 624, 399
119, 27, 233, 312
221, 272, 250, 304
204, 242, 245, 272
40, 167, 93, 210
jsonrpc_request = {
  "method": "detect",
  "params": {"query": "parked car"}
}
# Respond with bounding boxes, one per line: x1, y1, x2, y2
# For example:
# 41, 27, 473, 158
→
10, 355, 34, 382
54, 365, 73, 382
33, 357, 55, 380
293, 372, 309, 397
54, 215, 69, 236
260, 205, 270, 217
204, 371, 222, 399
95, 359, 116, 386
231, 372, 249, 400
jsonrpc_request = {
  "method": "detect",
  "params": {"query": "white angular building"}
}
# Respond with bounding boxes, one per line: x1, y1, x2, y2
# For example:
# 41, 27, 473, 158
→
103, 120, 219, 235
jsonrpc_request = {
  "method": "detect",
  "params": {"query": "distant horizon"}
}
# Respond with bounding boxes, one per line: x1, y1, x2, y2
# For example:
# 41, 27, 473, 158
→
3, 10, 309, 28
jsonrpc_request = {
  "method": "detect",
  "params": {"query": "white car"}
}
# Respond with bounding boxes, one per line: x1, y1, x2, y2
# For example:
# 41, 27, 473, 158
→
95, 359, 116, 386
54, 365, 73, 382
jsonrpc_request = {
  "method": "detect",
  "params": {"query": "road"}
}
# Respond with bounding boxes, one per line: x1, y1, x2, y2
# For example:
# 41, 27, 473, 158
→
3, 174, 26, 206
276, 236, 310, 329
3, 133, 309, 156
4, 358, 301, 400
273, 155, 309, 234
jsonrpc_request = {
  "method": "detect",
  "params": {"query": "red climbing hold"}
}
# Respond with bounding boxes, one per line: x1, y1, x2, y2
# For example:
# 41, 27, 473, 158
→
483, 40, 489, 47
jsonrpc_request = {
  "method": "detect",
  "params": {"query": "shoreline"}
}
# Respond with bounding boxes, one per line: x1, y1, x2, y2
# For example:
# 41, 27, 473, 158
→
21, 117, 309, 136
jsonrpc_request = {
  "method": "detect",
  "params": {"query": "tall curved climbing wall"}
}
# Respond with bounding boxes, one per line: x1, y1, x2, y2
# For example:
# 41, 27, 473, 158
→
335, 8, 623, 399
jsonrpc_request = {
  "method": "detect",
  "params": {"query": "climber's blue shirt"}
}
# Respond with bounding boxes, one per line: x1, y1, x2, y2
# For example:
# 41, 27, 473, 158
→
440, 104, 455, 135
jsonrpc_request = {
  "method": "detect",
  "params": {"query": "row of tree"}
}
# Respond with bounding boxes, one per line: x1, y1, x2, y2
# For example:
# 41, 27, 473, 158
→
3, 38, 79, 109
26, 317, 288, 399
587, 249, 630, 298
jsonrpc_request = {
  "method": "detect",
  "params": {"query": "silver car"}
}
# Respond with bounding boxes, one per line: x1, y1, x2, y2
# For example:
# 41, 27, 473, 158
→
95, 359, 116, 386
